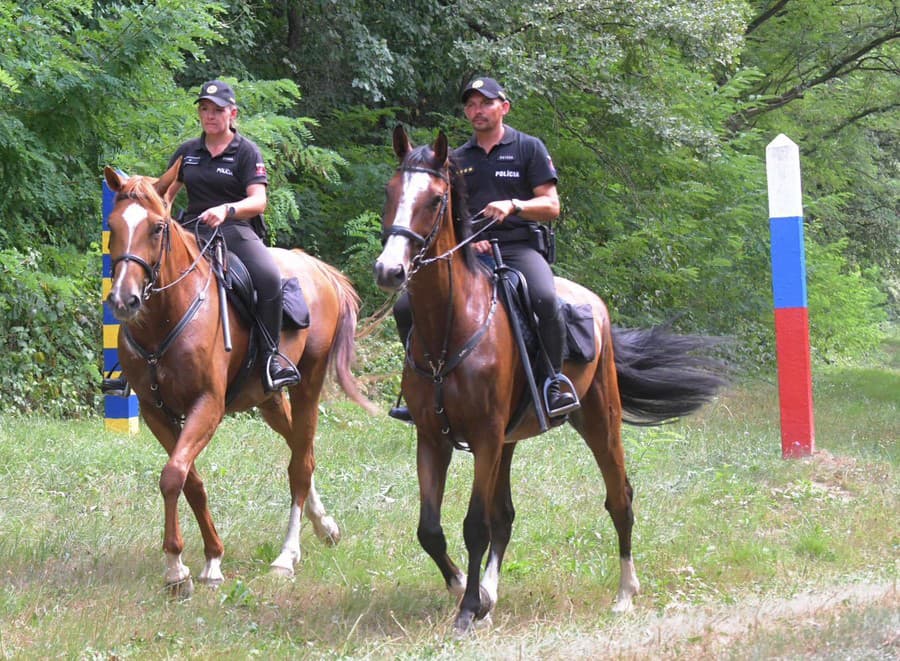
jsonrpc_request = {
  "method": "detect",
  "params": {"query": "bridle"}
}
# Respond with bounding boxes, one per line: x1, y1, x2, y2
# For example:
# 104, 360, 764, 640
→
383, 162, 499, 448
108, 192, 215, 425
381, 164, 498, 282
109, 192, 212, 300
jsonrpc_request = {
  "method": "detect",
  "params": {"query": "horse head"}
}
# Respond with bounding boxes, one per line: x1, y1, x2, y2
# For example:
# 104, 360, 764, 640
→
374, 125, 452, 292
104, 157, 181, 322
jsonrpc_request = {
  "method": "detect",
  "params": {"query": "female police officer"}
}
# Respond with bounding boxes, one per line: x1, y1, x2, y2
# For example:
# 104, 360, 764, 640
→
167, 79, 299, 392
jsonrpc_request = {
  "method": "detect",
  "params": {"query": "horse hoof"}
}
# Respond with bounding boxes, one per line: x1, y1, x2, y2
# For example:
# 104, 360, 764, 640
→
269, 563, 295, 578
611, 595, 634, 613
475, 585, 496, 619
196, 576, 224, 589
166, 577, 194, 600
313, 516, 341, 546
452, 611, 476, 637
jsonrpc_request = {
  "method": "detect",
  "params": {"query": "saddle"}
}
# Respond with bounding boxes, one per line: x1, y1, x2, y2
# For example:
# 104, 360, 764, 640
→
479, 255, 596, 436
217, 249, 310, 331
209, 241, 309, 402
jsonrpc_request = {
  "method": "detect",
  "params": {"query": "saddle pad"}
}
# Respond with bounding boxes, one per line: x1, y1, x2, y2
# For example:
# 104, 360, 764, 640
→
501, 272, 596, 364
281, 277, 309, 329
563, 302, 596, 363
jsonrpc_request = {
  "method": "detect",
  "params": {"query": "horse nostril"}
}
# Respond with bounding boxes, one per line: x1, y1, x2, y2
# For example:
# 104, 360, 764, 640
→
392, 264, 406, 285
127, 294, 141, 310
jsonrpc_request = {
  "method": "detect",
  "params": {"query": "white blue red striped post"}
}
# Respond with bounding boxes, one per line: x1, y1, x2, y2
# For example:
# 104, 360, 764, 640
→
766, 134, 815, 457
102, 180, 140, 433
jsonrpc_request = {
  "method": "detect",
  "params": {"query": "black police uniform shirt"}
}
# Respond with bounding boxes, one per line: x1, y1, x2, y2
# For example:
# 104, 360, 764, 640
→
168, 132, 268, 218
453, 125, 558, 234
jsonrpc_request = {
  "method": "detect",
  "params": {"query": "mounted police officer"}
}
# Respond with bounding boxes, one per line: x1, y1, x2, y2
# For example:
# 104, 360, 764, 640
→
103, 79, 299, 395
390, 76, 578, 421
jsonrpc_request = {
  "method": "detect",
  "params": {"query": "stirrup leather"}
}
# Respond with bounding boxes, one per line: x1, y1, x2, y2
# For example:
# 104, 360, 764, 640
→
543, 373, 580, 417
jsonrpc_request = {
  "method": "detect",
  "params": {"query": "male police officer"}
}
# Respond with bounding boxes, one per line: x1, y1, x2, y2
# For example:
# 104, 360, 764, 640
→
390, 76, 578, 421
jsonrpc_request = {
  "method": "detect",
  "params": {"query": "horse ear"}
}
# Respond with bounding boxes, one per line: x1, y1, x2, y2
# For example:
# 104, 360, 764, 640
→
393, 124, 412, 161
154, 157, 181, 199
103, 166, 125, 193
434, 131, 449, 166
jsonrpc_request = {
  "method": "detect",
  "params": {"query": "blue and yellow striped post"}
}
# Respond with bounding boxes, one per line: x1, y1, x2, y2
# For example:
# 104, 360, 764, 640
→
103, 180, 140, 433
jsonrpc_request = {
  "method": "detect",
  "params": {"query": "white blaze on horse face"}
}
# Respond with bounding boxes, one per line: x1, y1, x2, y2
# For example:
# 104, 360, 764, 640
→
378, 170, 432, 270
110, 202, 150, 293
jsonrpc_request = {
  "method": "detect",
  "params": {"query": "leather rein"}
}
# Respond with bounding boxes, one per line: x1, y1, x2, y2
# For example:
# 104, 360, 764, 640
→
110, 193, 213, 424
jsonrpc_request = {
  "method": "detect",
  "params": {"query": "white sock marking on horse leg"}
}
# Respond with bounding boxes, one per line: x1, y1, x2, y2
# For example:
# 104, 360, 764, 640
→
612, 556, 640, 613
304, 477, 340, 544
271, 503, 303, 576
199, 556, 224, 584
481, 552, 500, 608
164, 551, 190, 585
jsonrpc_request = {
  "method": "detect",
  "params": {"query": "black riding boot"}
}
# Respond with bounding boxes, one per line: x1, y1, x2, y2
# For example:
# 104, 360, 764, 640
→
101, 374, 130, 397
388, 299, 413, 422
257, 294, 300, 392
538, 308, 580, 417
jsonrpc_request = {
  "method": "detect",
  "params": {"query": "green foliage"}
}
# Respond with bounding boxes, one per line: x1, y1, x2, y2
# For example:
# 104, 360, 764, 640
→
0, 0, 894, 411
806, 234, 887, 361
0, 247, 100, 417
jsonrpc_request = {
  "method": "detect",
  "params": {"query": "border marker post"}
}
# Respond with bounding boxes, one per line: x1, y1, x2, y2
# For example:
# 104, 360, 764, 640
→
766, 134, 815, 457
102, 179, 140, 433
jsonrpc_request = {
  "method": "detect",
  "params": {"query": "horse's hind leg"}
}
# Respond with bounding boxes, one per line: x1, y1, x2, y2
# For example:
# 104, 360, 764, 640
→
569, 378, 640, 613
258, 388, 337, 577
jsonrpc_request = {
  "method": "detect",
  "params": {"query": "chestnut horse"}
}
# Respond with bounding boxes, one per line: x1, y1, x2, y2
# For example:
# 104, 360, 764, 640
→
104, 161, 376, 595
374, 126, 726, 633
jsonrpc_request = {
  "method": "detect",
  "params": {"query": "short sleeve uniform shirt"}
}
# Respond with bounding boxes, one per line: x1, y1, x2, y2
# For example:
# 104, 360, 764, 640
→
453, 125, 557, 233
169, 132, 268, 218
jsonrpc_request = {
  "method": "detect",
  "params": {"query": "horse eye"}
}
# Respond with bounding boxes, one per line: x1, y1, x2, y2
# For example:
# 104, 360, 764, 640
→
431, 195, 442, 208
152, 223, 165, 235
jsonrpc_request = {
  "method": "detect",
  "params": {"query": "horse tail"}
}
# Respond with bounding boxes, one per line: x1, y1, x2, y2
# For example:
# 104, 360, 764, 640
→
611, 325, 728, 426
306, 254, 379, 415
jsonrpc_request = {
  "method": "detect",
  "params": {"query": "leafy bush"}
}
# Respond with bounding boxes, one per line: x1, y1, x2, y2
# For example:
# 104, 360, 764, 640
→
0, 247, 101, 417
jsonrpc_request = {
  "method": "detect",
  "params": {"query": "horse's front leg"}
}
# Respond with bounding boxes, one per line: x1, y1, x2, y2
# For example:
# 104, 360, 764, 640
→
455, 439, 503, 635
480, 443, 517, 615
416, 434, 466, 597
150, 398, 224, 595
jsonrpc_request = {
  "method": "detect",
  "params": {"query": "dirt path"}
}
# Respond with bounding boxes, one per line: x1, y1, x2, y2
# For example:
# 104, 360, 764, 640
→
463, 581, 897, 659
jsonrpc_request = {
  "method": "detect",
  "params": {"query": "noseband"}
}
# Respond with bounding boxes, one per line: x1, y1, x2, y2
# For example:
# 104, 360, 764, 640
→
109, 204, 170, 301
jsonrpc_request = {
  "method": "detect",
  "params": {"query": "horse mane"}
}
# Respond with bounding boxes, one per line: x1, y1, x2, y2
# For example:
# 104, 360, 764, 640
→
402, 145, 478, 273
118, 175, 169, 220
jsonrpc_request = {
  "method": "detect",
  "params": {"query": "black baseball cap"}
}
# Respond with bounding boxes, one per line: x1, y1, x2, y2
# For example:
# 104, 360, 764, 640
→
195, 80, 236, 107
461, 77, 507, 103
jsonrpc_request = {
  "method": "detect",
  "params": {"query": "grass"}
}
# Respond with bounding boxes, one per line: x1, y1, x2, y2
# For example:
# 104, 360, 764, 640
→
0, 340, 897, 658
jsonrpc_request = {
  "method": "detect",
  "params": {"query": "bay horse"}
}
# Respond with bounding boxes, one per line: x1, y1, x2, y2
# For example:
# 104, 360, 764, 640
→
103, 160, 376, 595
374, 125, 726, 634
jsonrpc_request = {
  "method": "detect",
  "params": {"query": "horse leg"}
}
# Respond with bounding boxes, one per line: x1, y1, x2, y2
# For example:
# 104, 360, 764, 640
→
569, 378, 640, 613
141, 404, 226, 595
415, 435, 466, 597
258, 388, 336, 577
454, 440, 503, 634
480, 443, 517, 618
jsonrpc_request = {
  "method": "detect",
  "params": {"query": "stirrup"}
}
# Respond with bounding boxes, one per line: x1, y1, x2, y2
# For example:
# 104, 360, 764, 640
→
101, 377, 131, 398
543, 374, 580, 418
388, 392, 413, 423
388, 405, 413, 423
264, 351, 301, 392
